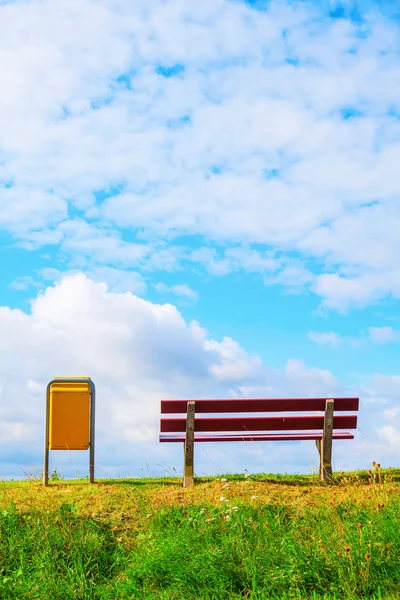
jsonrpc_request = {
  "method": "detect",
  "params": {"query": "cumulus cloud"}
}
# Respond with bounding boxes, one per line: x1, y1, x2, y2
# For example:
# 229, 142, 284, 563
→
0, 0, 400, 309
0, 273, 391, 479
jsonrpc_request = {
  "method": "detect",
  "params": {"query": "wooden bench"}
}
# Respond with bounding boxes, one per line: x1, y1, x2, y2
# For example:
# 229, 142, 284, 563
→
160, 397, 359, 487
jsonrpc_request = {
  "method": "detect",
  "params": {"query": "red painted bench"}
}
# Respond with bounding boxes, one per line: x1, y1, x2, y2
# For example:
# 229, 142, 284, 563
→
160, 397, 359, 487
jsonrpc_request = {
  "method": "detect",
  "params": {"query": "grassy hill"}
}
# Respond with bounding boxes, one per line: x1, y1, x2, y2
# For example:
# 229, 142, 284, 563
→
0, 467, 399, 599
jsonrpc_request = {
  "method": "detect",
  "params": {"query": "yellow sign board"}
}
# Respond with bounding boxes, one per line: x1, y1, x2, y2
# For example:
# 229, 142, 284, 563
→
49, 379, 91, 450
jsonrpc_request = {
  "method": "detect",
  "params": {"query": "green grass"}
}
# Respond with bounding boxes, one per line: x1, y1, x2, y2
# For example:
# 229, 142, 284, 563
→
0, 503, 122, 599
0, 468, 400, 599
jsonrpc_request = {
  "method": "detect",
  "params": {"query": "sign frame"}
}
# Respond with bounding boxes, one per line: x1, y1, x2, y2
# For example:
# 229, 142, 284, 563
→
43, 377, 96, 486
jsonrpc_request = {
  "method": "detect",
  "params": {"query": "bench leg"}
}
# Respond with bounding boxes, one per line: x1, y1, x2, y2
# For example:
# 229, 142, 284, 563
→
316, 399, 334, 483
183, 401, 195, 488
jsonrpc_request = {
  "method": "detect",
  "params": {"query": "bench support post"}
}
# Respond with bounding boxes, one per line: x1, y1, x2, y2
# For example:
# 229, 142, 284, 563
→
316, 399, 334, 483
183, 401, 195, 488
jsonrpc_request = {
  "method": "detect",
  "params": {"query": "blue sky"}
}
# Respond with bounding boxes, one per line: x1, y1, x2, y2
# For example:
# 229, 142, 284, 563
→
0, 0, 400, 479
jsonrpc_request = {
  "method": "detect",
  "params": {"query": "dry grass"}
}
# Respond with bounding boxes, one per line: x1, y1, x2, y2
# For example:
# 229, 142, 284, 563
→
0, 467, 397, 518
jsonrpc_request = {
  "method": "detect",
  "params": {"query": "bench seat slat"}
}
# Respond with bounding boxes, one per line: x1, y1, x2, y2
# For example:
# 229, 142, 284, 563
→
160, 432, 355, 442
160, 415, 358, 433
161, 398, 359, 414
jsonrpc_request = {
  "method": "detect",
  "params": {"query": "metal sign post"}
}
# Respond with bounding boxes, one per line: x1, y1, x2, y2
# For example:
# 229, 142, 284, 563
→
43, 377, 96, 486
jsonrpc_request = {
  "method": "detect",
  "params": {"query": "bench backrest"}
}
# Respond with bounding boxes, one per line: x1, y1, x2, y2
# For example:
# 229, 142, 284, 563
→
160, 397, 359, 434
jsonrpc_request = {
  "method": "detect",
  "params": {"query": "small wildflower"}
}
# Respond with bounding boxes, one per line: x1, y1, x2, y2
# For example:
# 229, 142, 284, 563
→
250, 495, 258, 500
117, 537, 123, 544
205, 517, 214, 522
232, 506, 239, 511
224, 514, 231, 521
222, 483, 231, 489
372, 461, 376, 467
219, 496, 228, 502
199, 508, 206, 515
377, 463, 381, 469
146, 513, 152, 518
221, 478, 228, 483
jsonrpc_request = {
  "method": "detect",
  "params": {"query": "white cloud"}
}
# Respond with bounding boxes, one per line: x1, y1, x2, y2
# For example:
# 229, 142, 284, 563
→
59, 220, 150, 268
368, 326, 400, 344
83, 267, 147, 295
266, 261, 315, 293
206, 336, 265, 384
0, 0, 400, 309
308, 326, 400, 348
154, 282, 198, 299
308, 331, 342, 347
383, 407, 400, 421
10, 266, 148, 296
378, 377, 400, 450
9, 276, 38, 291
188, 246, 281, 277
188, 248, 233, 277
312, 270, 400, 312
368, 373, 400, 398
379, 425, 400, 448
0, 273, 391, 478
284, 358, 340, 394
